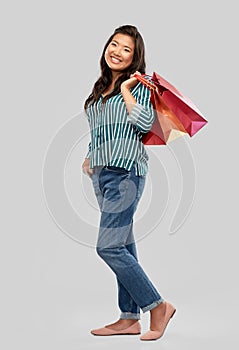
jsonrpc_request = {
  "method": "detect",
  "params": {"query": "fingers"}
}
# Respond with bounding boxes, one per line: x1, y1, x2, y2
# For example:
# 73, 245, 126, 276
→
83, 166, 94, 177
88, 168, 94, 176
82, 158, 94, 177
130, 71, 142, 78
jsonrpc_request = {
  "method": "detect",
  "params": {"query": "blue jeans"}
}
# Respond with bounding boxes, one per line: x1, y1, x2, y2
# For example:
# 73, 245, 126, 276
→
90, 165, 164, 320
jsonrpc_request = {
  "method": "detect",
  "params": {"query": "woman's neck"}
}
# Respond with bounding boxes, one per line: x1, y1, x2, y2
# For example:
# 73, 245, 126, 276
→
102, 71, 122, 96
111, 71, 122, 84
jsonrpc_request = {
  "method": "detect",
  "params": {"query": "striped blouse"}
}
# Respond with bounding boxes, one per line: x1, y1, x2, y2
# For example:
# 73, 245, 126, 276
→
85, 81, 155, 176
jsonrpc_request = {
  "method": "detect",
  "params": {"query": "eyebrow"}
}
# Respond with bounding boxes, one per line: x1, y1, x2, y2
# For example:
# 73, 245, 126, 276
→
112, 40, 132, 50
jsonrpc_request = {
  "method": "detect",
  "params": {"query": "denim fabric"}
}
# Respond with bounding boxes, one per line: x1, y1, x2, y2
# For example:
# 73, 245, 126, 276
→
90, 165, 164, 319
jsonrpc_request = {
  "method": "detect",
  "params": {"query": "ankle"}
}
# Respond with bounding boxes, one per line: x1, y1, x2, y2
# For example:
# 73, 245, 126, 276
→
150, 302, 166, 315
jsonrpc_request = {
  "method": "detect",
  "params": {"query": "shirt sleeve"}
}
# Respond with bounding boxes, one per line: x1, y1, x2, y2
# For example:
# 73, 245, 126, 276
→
127, 83, 155, 133
85, 141, 91, 159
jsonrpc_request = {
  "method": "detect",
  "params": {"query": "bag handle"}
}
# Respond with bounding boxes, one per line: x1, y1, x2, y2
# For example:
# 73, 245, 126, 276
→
134, 74, 157, 91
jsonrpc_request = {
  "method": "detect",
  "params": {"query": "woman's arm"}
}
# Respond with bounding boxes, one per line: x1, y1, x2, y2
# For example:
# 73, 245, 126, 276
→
82, 142, 94, 176
121, 81, 137, 114
121, 74, 154, 133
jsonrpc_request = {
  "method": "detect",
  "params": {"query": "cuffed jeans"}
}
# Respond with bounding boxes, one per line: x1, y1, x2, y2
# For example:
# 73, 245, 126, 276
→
90, 165, 164, 320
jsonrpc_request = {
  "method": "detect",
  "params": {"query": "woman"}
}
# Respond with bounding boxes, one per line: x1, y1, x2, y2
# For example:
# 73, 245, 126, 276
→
82, 24, 176, 341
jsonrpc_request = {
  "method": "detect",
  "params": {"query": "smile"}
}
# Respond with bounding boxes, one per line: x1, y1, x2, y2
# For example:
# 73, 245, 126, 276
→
110, 56, 122, 64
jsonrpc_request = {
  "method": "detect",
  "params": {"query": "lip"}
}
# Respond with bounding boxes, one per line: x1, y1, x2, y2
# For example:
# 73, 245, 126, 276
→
110, 56, 122, 64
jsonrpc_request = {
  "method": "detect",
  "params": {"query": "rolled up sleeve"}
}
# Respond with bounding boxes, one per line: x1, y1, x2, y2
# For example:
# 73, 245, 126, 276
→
127, 83, 155, 133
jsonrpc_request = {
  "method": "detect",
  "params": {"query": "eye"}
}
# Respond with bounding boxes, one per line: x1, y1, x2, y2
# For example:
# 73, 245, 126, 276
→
111, 42, 117, 47
124, 48, 131, 52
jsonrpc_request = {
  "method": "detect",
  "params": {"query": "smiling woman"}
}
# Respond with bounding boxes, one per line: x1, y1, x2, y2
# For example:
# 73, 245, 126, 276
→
101, 34, 135, 98
105, 34, 135, 71
84, 25, 146, 108
81, 24, 176, 342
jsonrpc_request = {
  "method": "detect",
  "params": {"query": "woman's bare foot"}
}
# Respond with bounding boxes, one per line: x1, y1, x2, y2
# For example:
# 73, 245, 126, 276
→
105, 319, 138, 331
149, 301, 167, 331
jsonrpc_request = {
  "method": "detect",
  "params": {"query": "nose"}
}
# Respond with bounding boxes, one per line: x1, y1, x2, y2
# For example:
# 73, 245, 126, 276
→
113, 47, 121, 57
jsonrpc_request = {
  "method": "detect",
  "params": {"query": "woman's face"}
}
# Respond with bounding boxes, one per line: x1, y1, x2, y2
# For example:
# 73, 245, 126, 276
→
104, 33, 135, 73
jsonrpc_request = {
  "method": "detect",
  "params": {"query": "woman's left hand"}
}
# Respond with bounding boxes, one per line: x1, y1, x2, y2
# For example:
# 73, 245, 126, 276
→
121, 71, 142, 91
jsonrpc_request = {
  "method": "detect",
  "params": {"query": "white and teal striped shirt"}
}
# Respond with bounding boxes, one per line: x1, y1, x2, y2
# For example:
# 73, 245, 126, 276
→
85, 82, 155, 176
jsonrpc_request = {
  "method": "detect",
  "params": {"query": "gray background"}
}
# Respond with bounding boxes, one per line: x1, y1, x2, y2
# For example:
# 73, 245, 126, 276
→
1, 0, 238, 349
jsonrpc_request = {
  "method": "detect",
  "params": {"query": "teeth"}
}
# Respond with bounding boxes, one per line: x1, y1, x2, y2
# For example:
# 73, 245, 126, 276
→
111, 57, 121, 63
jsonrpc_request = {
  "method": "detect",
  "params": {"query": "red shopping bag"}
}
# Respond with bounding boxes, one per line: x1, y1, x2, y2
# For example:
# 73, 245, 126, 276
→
135, 73, 208, 145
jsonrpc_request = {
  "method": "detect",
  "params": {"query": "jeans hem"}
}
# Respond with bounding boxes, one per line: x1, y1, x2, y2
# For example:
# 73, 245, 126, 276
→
120, 312, 141, 320
141, 298, 164, 313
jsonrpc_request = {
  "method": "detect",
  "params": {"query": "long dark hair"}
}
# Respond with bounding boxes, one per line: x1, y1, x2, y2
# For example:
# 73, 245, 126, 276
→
84, 25, 146, 109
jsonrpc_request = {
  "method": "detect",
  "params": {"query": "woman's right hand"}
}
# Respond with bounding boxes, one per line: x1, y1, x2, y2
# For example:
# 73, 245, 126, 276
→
82, 158, 94, 177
